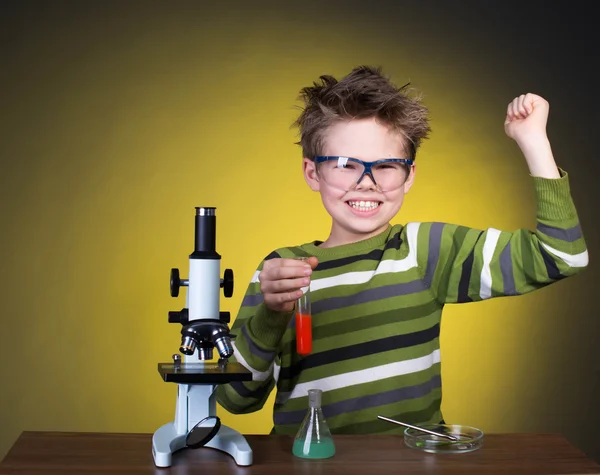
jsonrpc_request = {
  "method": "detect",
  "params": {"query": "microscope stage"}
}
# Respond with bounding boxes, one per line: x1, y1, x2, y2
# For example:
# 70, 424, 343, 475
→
158, 361, 253, 384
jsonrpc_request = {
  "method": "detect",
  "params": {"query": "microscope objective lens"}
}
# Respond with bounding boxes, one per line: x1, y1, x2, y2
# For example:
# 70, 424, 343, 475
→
180, 335, 197, 355
215, 337, 234, 359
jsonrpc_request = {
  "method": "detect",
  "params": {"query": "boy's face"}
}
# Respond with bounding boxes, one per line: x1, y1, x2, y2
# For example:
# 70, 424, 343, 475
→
303, 117, 416, 246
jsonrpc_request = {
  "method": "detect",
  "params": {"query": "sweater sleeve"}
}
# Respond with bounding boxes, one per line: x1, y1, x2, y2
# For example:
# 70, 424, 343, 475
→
424, 169, 589, 304
216, 255, 293, 414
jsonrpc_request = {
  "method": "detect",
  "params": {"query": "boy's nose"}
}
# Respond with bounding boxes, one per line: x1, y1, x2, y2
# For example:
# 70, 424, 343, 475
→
355, 172, 378, 190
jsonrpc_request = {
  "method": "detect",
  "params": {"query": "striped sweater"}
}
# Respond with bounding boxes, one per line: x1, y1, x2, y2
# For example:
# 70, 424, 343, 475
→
216, 170, 588, 434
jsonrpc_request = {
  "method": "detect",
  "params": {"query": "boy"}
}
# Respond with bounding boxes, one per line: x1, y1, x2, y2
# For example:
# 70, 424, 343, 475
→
216, 65, 588, 435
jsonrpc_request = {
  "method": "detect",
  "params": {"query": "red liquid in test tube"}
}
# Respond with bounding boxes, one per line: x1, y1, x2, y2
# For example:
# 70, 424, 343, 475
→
295, 258, 312, 355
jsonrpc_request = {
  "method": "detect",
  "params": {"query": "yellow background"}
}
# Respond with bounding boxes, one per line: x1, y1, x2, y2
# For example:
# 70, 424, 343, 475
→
1, 1, 597, 463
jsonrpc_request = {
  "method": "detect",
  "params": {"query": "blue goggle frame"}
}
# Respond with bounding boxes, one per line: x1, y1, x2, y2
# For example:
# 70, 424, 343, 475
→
313, 156, 413, 188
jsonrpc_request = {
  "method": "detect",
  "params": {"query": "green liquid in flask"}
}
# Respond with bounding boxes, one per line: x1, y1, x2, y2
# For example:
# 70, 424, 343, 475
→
292, 389, 336, 460
292, 438, 336, 459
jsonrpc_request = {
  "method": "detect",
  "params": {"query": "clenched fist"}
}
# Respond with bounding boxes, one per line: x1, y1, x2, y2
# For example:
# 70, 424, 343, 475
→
504, 93, 549, 144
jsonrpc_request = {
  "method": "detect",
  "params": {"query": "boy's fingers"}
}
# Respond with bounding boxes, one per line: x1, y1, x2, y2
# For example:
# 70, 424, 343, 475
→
271, 265, 311, 281
519, 94, 529, 116
306, 256, 319, 269
511, 101, 520, 119
271, 257, 315, 279
261, 259, 308, 278
506, 99, 517, 121
258, 257, 317, 309
264, 290, 301, 310
263, 277, 308, 294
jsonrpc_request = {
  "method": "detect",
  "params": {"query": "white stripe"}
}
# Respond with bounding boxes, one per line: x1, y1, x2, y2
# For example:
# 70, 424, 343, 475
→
253, 223, 420, 289
310, 222, 420, 292
231, 340, 273, 382
480, 228, 501, 300
541, 242, 589, 268
276, 349, 440, 403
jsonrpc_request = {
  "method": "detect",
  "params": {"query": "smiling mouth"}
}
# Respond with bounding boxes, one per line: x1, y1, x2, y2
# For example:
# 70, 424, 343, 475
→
345, 200, 382, 212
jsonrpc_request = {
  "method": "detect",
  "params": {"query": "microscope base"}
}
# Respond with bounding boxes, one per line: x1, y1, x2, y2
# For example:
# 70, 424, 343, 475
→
152, 379, 254, 467
152, 421, 185, 467
207, 425, 253, 465
152, 421, 252, 467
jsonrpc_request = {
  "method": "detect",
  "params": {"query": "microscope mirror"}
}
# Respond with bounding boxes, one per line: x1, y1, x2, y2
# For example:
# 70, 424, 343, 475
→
185, 416, 221, 449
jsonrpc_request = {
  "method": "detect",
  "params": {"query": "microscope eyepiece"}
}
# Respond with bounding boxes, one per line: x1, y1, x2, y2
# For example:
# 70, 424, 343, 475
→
196, 207, 216, 216
193, 207, 218, 256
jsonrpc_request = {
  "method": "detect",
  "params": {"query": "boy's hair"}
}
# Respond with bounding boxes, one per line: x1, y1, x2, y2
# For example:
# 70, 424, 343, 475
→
292, 65, 431, 160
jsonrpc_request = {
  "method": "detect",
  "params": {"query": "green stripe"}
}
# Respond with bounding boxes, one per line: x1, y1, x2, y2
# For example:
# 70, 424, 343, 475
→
275, 247, 305, 258
309, 257, 393, 280
312, 300, 440, 340
520, 229, 544, 291
433, 225, 471, 303
305, 288, 432, 329
313, 312, 440, 352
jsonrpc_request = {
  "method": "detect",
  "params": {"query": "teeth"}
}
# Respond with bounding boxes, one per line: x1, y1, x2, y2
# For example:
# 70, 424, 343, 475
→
348, 200, 380, 211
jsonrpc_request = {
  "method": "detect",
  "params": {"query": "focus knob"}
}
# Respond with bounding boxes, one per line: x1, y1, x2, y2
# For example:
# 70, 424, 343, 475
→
221, 268, 234, 298
168, 309, 189, 324
170, 268, 181, 297
168, 311, 180, 323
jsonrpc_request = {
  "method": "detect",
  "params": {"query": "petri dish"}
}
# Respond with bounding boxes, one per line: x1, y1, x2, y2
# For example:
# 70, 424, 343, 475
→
404, 424, 483, 454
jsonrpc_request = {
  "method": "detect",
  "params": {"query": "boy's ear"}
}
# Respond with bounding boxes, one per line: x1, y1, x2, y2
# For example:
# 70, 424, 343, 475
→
303, 158, 320, 192
403, 164, 417, 194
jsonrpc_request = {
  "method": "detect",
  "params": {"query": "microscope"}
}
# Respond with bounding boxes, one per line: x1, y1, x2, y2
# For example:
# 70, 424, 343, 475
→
152, 207, 253, 468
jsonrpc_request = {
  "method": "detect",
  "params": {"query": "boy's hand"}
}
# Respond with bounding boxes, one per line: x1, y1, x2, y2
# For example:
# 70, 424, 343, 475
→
504, 93, 559, 178
259, 257, 319, 313
504, 93, 549, 145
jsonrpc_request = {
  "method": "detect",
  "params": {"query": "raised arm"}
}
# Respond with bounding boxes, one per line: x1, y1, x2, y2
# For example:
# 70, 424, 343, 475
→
427, 94, 588, 304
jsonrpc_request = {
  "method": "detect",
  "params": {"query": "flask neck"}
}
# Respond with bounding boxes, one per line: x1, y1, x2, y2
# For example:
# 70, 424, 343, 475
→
308, 389, 322, 408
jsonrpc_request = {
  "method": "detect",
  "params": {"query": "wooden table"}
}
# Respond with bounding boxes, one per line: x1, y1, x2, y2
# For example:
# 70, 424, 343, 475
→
1, 431, 599, 474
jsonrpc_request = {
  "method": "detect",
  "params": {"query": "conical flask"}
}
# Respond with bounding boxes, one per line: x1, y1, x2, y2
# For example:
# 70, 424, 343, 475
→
292, 389, 336, 459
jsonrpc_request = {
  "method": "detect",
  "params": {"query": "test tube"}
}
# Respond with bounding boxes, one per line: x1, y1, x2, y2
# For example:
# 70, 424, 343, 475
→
295, 258, 312, 355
